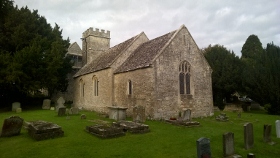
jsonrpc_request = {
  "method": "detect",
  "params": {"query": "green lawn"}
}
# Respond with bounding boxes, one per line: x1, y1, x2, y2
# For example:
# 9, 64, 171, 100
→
0, 109, 279, 158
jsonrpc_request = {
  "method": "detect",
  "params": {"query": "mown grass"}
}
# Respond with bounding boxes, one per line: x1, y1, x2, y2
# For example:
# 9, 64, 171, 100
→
0, 109, 279, 158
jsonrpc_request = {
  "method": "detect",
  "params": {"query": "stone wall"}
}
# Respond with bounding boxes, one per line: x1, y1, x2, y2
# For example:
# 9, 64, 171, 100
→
114, 68, 156, 117
73, 68, 113, 113
152, 27, 213, 119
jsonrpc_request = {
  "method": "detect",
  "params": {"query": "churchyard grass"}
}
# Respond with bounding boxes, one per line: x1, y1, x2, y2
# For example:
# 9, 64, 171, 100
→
0, 109, 279, 157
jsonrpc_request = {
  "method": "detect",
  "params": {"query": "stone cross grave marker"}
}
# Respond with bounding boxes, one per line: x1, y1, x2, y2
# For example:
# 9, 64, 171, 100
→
56, 97, 65, 112
244, 122, 254, 150
12, 102, 21, 112
1, 116, 24, 137
58, 107, 66, 116
133, 106, 145, 123
196, 137, 211, 158
182, 109, 191, 121
223, 132, 235, 157
263, 124, 272, 143
70, 107, 79, 115
276, 120, 280, 138
42, 99, 51, 110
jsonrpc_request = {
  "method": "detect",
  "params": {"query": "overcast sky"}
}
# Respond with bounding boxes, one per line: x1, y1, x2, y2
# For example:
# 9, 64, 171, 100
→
14, 0, 280, 56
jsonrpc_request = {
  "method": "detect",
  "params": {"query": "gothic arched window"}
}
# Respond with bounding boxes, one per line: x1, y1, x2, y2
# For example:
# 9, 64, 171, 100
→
128, 80, 132, 95
93, 76, 98, 96
179, 61, 191, 94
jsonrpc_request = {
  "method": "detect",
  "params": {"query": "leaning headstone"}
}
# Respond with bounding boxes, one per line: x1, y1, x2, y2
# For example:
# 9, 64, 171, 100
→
1, 116, 24, 137
182, 109, 191, 121
16, 108, 22, 113
58, 107, 66, 116
133, 106, 145, 123
70, 107, 79, 115
42, 99, 51, 110
244, 122, 254, 150
12, 102, 21, 112
196, 137, 211, 158
263, 124, 272, 143
56, 97, 65, 112
276, 120, 280, 138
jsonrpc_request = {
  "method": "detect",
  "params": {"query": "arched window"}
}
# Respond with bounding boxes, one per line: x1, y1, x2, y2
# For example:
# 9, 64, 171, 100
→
79, 79, 84, 97
179, 61, 191, 94
128, 80, 132, 95
93, 76, 98, 96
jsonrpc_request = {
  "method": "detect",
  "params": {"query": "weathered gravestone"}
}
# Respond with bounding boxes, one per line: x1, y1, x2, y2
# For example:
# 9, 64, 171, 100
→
263, 124, 272, 143
12, 102, 21, 112
58, 107, 66, 116
197, 137, 211, 158
223, 132, 241, 158
0, 116, 23, 137
16, 108, 22, 113
133, 106, 145, 123
42, 99, 51, 110
276, 120, 280, 138
182, 109, 191, 121
56, 97, 65, 112
25, 120, 64, 141
244, 123, 254, 150
69, 107, 79, 115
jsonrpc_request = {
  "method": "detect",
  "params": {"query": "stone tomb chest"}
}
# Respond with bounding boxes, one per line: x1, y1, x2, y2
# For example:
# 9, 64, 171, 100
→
107, 106, 128, 121
25, 120, 64, 141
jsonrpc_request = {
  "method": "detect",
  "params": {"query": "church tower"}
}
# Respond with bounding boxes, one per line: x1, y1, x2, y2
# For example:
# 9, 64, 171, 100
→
81, 27, 110, 66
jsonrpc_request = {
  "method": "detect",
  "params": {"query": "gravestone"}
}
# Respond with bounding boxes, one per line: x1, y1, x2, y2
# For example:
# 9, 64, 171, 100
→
50, 107, 55, 111
16, 108, 22, 113
244, 123, 254, 150
81, 114, 86, 119
58, 107, 66, 116
263, 124, 272, 143
12, 102, 21, 112
56, 97, 65, 112
133, 106, 145, 123
223, 132, 235, 157
1, 116, 24, 137
182, 109, 191, 121
70, 107, 79, 115
196, 137, 211, 158
276, 120, 280, 138
42, 99, 51, 110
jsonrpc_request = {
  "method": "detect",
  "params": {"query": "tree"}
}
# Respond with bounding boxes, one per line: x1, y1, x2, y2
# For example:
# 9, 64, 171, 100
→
0, 2, 72, 106
203, 44, 243, 110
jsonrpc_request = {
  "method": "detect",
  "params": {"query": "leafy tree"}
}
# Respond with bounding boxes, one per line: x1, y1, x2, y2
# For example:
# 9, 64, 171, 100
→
203, 44, 243, 110
0, 1, 72, 106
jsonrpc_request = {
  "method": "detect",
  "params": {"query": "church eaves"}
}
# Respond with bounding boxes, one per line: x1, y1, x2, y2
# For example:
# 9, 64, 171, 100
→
114, 30, 176, 74
73, 33, 142, 78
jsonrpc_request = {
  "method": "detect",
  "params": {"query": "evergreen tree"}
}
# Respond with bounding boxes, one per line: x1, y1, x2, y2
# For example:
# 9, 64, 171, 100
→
203, 44, 243, 110
0, 1, 72, 106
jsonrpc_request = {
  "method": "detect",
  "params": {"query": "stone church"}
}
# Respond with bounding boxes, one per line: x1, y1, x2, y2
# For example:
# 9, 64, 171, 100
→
64, 24, 213, 119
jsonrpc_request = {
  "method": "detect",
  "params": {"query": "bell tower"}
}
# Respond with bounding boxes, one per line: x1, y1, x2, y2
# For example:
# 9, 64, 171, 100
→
81, 27, 110, 66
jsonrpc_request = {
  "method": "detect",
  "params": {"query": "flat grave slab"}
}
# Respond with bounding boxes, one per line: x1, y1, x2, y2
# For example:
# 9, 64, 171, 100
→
25, 120, 64, 141
85, 124, 125, 138
112, 121, 150, 134
165, 119, 200, 127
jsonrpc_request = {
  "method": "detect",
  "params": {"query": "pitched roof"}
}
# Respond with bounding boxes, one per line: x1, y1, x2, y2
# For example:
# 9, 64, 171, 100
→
74, 33, 141, 78
66, 42, 82, 56
114, 30, 176, 74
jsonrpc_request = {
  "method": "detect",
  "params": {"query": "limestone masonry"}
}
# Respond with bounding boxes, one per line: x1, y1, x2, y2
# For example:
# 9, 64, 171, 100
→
57, 24, 214, 120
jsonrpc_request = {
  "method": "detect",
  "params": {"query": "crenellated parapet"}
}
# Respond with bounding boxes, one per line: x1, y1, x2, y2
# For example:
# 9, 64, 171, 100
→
83, 27, 110, 38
